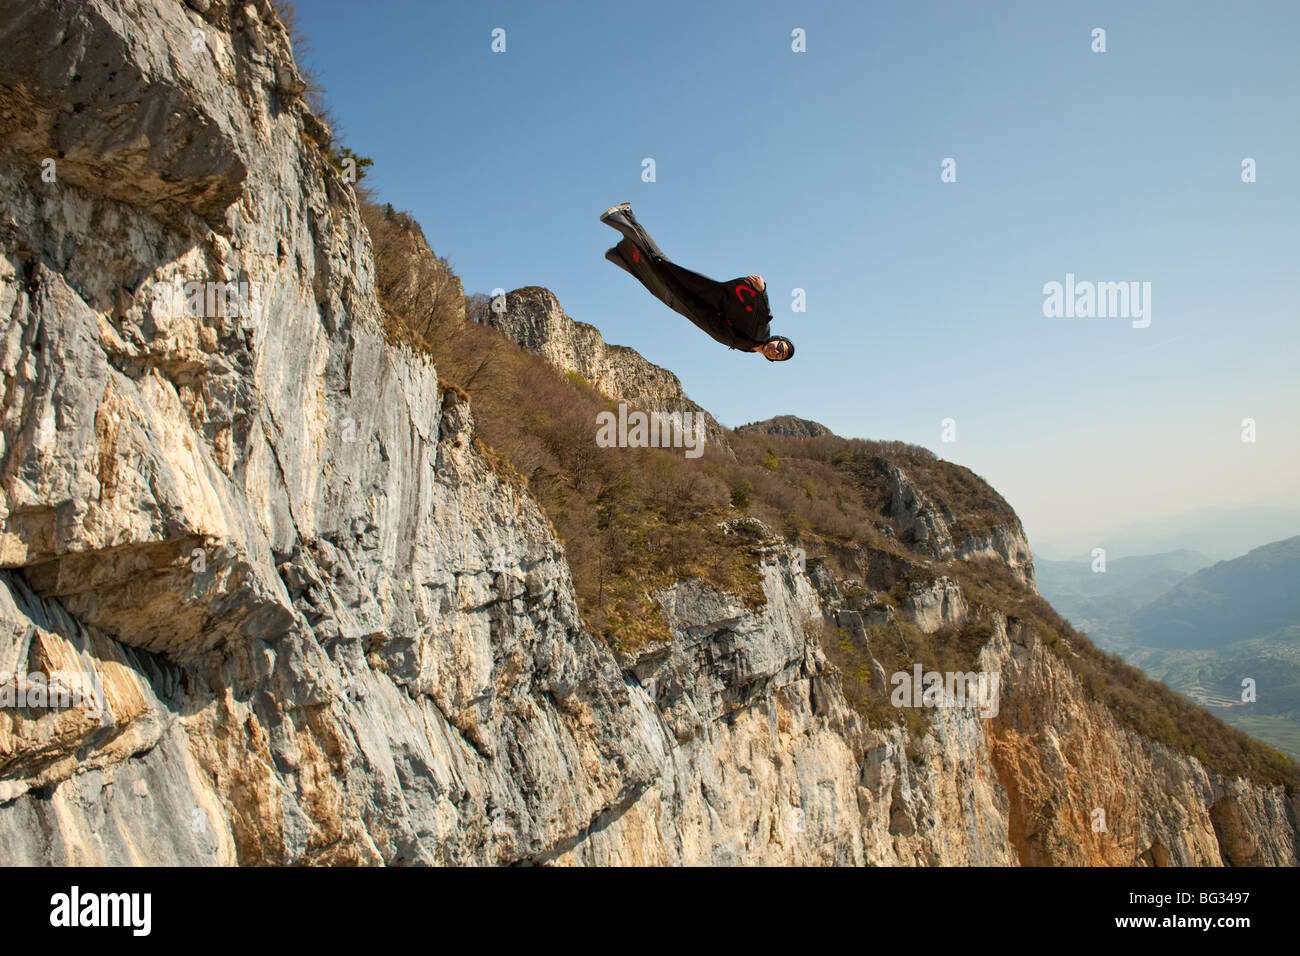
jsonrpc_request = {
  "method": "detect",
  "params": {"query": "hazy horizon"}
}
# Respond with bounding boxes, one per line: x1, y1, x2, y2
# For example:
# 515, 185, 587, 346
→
1029, 506, 1300, 562
292, 0, 1299, 560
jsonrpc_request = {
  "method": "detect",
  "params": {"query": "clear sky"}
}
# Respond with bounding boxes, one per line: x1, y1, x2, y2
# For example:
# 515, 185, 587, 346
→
290, 0, 1299, 559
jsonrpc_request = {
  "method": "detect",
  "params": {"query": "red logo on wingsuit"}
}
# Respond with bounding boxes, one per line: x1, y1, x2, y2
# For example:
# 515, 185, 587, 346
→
734, 283, 755, 311
632, 248, 640, 263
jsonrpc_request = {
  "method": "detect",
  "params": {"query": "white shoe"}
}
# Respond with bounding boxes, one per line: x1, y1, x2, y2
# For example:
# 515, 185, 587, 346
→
600, 201, 632, 222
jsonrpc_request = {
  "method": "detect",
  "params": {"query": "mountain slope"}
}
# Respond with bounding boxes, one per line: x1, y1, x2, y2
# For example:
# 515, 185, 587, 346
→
1130, 537, 1300, 649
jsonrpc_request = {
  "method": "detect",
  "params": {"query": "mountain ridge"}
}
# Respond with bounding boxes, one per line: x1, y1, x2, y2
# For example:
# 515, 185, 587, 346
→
482, 285, 732, 452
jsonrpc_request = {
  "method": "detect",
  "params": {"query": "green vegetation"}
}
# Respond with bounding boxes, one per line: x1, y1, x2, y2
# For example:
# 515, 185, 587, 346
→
1218, 714, 1300, 762
1124, 644, 1300, 762
812, 614, 994, 735
1037, 539, 1300, 770
329, 145, 373, 182
1129, 536, 1300, 649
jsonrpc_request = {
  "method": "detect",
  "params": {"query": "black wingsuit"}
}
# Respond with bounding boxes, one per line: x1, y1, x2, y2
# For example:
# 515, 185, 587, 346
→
602, 206, 773, 352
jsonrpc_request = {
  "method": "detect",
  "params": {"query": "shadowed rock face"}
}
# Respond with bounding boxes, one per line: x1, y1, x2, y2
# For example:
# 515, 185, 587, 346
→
0, 0, 1294, 866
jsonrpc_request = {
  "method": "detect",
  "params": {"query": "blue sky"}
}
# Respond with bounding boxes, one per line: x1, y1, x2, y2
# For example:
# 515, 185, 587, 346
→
291, 0, 1299, 558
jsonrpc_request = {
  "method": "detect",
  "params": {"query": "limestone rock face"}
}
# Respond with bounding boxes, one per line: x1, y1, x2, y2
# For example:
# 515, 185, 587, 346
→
987, 617, 1300, 866
884, 463, 1037, 590
0, 0, 291, 228
0, 0, 1294, 866
0, 0, 661, 865
484, 287, 731, 453
903, 576, 969, 634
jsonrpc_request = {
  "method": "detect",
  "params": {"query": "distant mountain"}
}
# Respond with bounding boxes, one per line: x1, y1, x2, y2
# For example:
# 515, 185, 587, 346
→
1098, 507, 1300, 562
1034, 550, 1212, 636
1129, 536, 1300, 650
1042, 537, 1300, 760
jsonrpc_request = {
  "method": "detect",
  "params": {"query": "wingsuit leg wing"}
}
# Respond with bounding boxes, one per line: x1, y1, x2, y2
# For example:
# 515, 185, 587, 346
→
600, 205, 668, 261
603, 244, 634, 276
606, 238, 690, 317
602, 209, 714, 317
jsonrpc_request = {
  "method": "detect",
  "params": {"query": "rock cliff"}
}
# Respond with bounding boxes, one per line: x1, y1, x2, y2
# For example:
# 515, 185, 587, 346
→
0, 0, 1294, 866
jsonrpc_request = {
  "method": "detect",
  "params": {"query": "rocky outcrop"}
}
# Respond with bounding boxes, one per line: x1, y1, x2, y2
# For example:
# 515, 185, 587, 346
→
884, 462, 1037, 590
903, 576, 969, 633
0, 0, 298, 230
0, 0, 1293, 866
483, 286, 731, 452
564, 550, 1017, 866
737, 415, 831, 440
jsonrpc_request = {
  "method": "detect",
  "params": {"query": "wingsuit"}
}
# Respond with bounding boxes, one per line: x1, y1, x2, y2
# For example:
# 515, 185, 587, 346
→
600, 204, 791, 358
